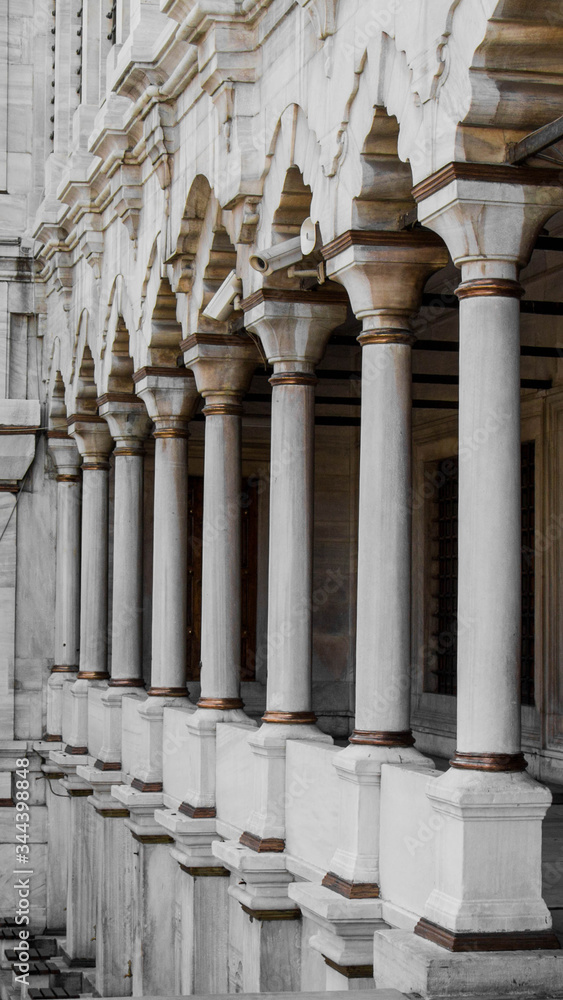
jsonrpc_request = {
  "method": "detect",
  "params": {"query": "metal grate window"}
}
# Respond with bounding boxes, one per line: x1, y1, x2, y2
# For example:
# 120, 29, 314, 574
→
427, 442, 535, 703
431, 457, 459, 696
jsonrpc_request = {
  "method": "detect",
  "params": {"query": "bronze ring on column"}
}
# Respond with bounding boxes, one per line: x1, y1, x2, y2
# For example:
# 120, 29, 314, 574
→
113, 448, 144, 457
202, 403, 244, 417
56, 474, 80, 483
357, 331, 416, 347
450, 751, 528, 772
108, 678, 146, 688
268, 372, 318, 387
51, 664, 79, 673
349, 729, 416, 747
261, 710, 317, 724
152, 429, 189, 439
76, 671, 110, 680
147, 686, 189, 697
455, 278, 524, 300
82, 462, 110, 472
197, 697, 244, 709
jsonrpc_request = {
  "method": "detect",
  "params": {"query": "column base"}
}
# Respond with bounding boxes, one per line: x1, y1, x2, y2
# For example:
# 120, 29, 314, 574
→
322, 872, 379, 899
178, 705, 257, 815
373, 928, 563, 998
289, 881, 384, 989
422, 768, 553, 937
324, 743, 433, 891
243, 721, 332, 847
414, 917, 560, 952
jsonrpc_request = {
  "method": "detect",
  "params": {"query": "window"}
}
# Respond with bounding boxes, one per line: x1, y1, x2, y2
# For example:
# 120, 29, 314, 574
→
426, 442, 535, 704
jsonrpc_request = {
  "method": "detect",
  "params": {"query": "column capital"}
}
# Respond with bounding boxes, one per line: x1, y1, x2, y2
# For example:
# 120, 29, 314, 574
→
133, 367, 199, 434
48, 433, 81, 479
67, 414, 113, 465
97, 393, 152, 452
181, 331, 259, 410
322, 230, 449, 334
241, 289, 347, 371
412, 161, 563, 276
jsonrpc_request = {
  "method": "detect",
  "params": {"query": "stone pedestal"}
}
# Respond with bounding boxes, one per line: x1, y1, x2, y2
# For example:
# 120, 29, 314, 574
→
57, 767, 96, 965
290, 882, 386, 989
42, 763, 70, 933
213, 839, 301, 992
112, 784, 177, 995
77, 765, 134, 996
155, 809, 230, 994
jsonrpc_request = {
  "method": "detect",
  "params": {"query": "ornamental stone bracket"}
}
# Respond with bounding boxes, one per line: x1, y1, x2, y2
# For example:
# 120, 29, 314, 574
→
296, 0, 338, 41
394, 0, 463, 106
112, 162, 144, 242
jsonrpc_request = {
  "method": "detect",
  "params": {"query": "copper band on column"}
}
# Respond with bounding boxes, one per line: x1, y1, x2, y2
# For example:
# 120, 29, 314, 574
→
43, 734, 62, 742
51, 664, 79, 673
56, 474, 80, 483
82, 462, 110, 472
0, 485, 19, 493
76, 671, 110, 680
455, 278, 524, 300
357, 331, 416, 347
450, 751, 528, 772
113, 448, 144, 457
261, 710, 317, 724
108, 678, 146, 688
349, 729, 416, 747
197, 697, 244, 710
269, 372, 318, 388
152, 429, 189, 440
202, 403, 243, 417
147, 686, 188, 697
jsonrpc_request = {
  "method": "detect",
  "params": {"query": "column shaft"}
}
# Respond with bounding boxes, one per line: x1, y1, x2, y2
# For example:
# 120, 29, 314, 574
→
111, 449, 145, 683
200, 410, 242, 703
265, 374, 315, 717
150, 430, 189, 693
54, 476, 81, 670
78, 463, 110, 678
354, 336, 413, 739
455, 277, 522, 762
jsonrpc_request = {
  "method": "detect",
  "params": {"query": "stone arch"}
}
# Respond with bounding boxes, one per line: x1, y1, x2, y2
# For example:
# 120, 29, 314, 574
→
72, 340, 99, 416
47, 370, 68, 434
100, 276, 139, 392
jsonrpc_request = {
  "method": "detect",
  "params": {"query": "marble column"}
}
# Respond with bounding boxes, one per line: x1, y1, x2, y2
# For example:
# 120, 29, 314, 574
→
322, 233, 448, 896
95, 396, 151, 770
179, 333, 259, 816
131, 368, 200, 790
409, 167, 563, 949
240, 291, 347, 851
46, 434, 81, 742
64, 415, 113, 756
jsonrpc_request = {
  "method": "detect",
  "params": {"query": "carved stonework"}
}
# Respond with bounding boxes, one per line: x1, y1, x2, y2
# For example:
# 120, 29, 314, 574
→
296, 0, 338, 40
395, 0, 462, 105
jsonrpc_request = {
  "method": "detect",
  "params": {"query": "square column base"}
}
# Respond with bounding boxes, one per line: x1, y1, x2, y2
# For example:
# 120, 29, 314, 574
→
156, 810, 230, 994
95, 686, 146, 769
373, 928, 563, 998
289, 882, 387, 989
112, 785, 176, 996
131, 696, 194, 790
